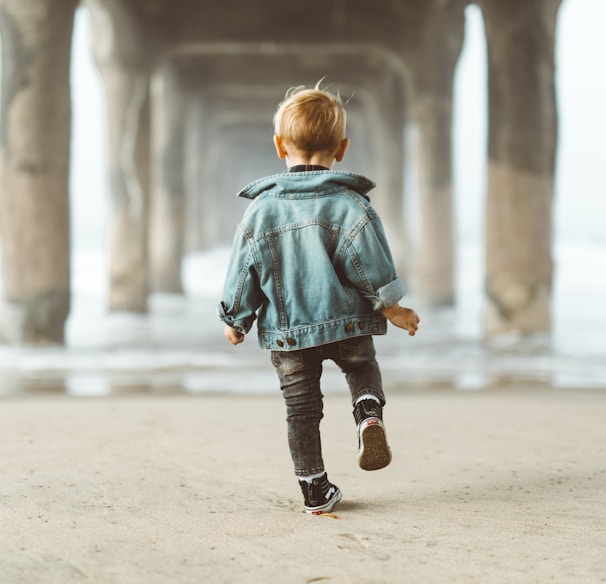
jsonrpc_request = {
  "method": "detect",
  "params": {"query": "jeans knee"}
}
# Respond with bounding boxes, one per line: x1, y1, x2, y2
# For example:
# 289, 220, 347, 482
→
284, 390, 324, 421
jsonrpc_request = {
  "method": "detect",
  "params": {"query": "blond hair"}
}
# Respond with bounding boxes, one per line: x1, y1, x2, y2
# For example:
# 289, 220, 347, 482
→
273, 83, 347, 155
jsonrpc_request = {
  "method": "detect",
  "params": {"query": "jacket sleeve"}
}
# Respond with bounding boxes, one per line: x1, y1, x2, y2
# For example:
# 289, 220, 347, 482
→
217, 225, 264, 334
342, 213, 406, 311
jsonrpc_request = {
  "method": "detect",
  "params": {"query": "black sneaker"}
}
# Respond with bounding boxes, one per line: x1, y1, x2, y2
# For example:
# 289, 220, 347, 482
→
298, 473, 342, 515
354, 398, 392, 471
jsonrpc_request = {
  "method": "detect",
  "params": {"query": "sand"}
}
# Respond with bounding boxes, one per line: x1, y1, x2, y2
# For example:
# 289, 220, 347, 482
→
1, 387, 605, 584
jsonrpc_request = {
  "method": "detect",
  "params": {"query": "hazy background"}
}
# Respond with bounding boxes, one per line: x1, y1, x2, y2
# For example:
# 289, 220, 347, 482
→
69, 2, 606, 252
0, 1, 604, 395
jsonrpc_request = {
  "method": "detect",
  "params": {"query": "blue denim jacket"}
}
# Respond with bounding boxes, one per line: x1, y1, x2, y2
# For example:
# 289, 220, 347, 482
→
218, 170, 406, 350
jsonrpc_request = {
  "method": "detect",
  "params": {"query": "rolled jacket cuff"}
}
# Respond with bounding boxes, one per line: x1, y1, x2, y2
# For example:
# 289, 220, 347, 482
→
217, 301, 254, 334
371, 277, 406, 310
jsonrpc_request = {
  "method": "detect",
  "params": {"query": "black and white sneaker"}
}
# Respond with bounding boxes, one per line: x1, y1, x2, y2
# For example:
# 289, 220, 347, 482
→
298, 473, 342, 515
354, 399, 392, 471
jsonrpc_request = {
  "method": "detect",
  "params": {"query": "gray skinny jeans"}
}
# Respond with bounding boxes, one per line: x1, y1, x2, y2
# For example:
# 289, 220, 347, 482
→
271, 335, 384, 477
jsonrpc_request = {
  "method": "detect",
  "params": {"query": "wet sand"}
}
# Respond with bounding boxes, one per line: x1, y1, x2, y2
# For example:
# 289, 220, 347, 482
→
1, 386, 604, 583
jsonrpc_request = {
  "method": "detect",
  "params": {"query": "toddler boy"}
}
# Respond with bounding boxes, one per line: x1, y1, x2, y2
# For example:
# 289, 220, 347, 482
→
218, 84, 419, 514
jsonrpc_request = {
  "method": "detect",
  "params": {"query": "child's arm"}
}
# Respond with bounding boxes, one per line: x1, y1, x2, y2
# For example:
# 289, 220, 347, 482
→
218, 224, 263, 346
381, 304, 420, 336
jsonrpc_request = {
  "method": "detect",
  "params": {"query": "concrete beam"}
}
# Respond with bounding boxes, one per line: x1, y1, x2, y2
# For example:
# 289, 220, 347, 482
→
406, 3, 466, 306
480, 0, 561, 337
88, 5, 153, 313
149, 61, 187, 294
0, 0, 78, 344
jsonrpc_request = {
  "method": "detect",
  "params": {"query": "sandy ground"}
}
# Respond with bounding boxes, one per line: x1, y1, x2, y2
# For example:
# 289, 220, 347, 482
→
1, 387, 605, 584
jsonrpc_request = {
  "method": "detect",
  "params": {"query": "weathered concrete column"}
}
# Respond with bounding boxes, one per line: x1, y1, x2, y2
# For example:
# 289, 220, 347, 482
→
183, 97, 206, 252
87, 2, 152, 312
149, 61, 187, 294
408, 96, 456, 305
406, 3, 466, 306
0, 0, 77, 343
195, 99, 222, 250
480, 0, 561, 337
101, 66, 151, 312
363, 82, 408, 276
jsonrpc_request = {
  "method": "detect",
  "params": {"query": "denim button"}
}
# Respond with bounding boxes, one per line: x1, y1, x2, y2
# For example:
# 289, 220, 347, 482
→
276, 340, 284, 347
286, 338, 297, 346
359, 322, 366, 330
345, 323, 355, 332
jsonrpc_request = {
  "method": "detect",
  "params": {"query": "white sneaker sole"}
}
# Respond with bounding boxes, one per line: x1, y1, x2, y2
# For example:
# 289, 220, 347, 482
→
357, 417, 392, 471
305, 487, 343, 515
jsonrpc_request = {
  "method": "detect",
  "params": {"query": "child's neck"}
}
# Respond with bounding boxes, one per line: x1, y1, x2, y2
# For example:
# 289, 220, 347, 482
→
285, 154, 335, 169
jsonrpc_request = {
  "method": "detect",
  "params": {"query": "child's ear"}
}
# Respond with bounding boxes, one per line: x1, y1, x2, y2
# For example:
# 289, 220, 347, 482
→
273, 134, 287, 160
335, 137, 350, 162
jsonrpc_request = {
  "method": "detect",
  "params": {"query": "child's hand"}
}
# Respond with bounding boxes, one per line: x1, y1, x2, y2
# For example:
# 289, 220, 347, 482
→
381, 305, 420, 336
224, 324, 245, 345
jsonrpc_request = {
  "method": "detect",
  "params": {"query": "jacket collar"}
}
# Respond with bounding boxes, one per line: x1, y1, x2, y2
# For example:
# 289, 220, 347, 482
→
237, 170, 376, 201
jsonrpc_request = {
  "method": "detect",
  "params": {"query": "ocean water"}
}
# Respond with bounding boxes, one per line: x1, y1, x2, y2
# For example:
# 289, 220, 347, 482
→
0, 243, 604, 397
